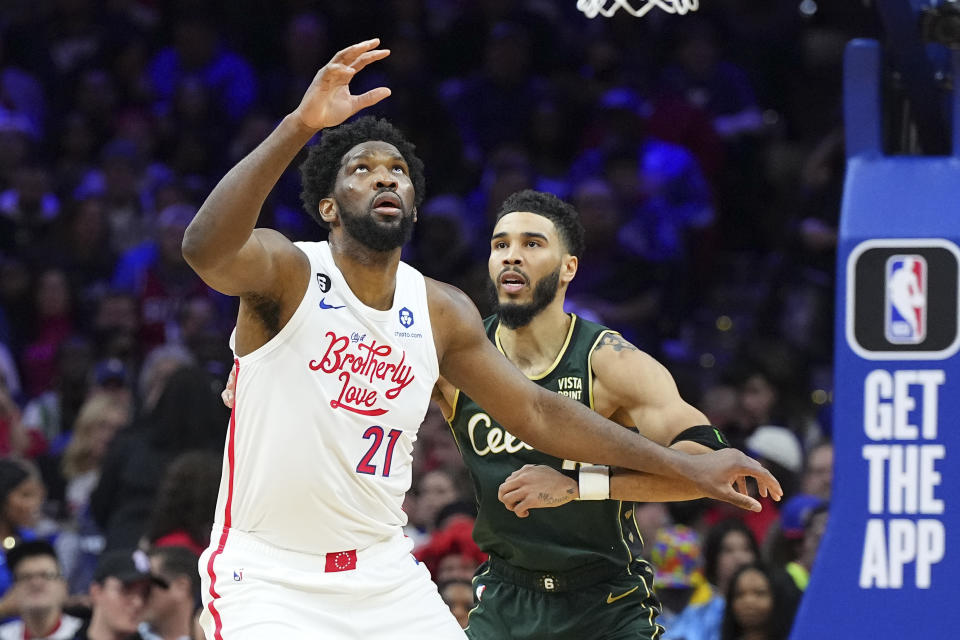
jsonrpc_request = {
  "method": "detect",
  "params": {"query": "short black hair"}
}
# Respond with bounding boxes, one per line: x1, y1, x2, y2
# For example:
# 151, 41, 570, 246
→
299, 116, 426, 227
150, 545, 202, 596
494, 190, 585, 257
7, 540, 59, 576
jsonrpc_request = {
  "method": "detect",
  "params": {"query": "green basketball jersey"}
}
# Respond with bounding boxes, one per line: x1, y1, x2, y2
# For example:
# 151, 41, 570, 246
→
448, 313, 646, 573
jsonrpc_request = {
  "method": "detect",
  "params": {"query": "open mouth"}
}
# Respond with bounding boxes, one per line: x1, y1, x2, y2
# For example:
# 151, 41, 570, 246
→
499, 270, 527, 293
372, 192, 402, 215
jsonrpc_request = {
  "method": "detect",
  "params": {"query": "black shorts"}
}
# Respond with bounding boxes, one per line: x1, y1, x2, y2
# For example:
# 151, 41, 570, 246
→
465, 560, 664, 640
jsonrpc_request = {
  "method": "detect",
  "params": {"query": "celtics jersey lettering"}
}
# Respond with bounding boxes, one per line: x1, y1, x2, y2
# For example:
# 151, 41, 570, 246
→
448, 314, 645, 573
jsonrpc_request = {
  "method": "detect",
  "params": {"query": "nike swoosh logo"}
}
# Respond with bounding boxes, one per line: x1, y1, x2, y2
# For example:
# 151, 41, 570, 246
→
606, 586, 639, 604
319, 298, 345, 310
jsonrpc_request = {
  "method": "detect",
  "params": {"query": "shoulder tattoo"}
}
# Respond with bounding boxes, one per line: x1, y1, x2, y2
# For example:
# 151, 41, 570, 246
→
595, 333, 638, 353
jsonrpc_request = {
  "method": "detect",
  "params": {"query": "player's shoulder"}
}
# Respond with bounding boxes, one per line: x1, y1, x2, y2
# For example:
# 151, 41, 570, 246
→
589, 328, 661, 375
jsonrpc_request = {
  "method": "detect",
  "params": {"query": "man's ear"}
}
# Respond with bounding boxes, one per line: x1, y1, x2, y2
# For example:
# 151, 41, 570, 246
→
561, 254, 578, 284
319, 198, 338, 225
412, 206, 418, 223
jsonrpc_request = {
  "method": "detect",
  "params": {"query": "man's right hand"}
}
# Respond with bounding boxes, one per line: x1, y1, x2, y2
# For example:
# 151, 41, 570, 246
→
691, 448, 783, 511
292, 39, 391, 131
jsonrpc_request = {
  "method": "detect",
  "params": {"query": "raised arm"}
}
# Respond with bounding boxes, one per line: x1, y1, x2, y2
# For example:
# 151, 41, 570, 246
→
181, 39, 391, 298
428, 280, 780, 510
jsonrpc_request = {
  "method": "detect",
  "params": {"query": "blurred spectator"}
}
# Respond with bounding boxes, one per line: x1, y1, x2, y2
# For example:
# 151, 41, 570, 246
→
148, 12, 257, 124
0, 380, 26, 458
0, 165, 59, 260
0, 458, 47, 618
800, 440, 832, 501
633, 502, 671, 562
565, 178, 659, 343
435, 552, 481, 585
112, 204, 224, 351
406, 195, 477, 291
0, 31, 45, 138
744, 425, 802, 500
0, 347, 21, 404
720, 562, 799, 640
438, 578, 473, 630
702, 520, 760, 602
90, 292, 140, 367
263, 12, 329, 116
21, 337, 93, 457
782, 500, 828, 594
414, 501, 486, 582
75, 549, 154, 640
651, 525, 724, 640
440, 22, 548, 163
75, 139, 148, 254
139, 546, 200, 640
90, 366, 227, 551
48, 197, 117, 316
0, 540, 82, 639
55, 392, 131, 595
407, 468, 460, 545
661, 18, 771, 250
19, 269, 75, 399
144, 451, 222, 556
135, 345, 195, 416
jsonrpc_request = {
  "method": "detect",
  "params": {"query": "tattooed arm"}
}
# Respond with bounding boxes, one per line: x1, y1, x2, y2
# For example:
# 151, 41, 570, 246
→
497, 332, 766, 517
591, 332, 711, 448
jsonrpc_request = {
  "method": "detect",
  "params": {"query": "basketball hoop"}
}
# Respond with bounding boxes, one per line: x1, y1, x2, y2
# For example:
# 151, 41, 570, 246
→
576, 0, 699, 19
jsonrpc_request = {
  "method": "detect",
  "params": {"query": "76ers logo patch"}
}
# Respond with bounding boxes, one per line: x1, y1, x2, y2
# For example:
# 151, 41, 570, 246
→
309, 331, 415, 416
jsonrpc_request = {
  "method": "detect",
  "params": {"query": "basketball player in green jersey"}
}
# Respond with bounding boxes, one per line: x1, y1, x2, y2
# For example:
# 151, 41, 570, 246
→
432, 190, 752, 640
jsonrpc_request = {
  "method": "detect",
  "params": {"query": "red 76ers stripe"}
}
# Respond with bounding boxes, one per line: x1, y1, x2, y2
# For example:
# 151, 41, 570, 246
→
205, 358, 239, 639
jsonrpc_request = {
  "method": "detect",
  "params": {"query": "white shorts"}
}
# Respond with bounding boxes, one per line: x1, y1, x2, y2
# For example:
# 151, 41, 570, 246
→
198, 525, 466, 640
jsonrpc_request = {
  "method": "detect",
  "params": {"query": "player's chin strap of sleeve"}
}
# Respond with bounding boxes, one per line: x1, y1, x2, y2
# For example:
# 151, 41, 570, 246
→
669, 424, 731, 451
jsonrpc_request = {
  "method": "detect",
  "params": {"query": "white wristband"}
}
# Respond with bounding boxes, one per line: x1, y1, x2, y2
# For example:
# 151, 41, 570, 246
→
578, 465, 610, 500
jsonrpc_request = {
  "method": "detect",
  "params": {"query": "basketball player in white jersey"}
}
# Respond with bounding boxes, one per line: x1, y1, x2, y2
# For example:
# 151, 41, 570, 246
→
182, 39, 781, 640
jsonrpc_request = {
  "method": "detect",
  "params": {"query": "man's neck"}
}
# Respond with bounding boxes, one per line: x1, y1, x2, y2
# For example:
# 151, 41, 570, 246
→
86, 614, 128, 640
496, 304, 572, 376
328, 235, 400, 310
22, 608, 61, 638
146, 609, 193, 640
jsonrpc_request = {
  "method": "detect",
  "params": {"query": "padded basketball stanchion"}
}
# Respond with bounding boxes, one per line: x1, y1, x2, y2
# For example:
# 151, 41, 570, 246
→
789, 38, 960, 638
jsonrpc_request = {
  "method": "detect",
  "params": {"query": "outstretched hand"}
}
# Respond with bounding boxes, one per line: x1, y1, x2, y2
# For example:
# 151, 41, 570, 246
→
293, 39, 391, 131
693, 448, 783, 511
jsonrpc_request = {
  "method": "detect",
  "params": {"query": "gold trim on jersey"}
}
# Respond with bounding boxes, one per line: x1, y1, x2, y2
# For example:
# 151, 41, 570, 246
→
447, 388, 462, 425
445, 388, 465, 454
494, 314, 579, 381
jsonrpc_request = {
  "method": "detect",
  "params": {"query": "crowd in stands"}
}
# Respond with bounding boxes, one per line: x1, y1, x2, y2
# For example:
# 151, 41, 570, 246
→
0, 0, 875, 637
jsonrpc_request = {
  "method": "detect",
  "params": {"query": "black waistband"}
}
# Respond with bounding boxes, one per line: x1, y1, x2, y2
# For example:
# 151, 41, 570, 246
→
485, 554, 625, 593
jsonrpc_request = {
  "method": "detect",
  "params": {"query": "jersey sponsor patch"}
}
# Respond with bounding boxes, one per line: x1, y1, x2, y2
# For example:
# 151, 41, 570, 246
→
316, 272, 331, 292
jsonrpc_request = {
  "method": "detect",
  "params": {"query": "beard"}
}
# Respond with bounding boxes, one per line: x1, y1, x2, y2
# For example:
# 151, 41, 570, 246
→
489, 266, 561, 329
337, 196, 415, 252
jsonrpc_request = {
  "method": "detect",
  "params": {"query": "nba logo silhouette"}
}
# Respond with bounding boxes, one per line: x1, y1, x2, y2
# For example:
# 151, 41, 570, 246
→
885, 255, 927, 344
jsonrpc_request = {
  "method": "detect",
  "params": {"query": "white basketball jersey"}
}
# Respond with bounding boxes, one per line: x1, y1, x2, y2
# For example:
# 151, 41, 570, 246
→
215, 241, 439, 554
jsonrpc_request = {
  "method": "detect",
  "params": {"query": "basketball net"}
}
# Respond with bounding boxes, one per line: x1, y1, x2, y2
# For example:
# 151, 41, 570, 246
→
576, 0, 699, 19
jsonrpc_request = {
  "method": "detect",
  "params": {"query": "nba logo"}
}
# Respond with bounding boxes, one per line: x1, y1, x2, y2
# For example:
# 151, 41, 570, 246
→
885, 255, 927, 344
